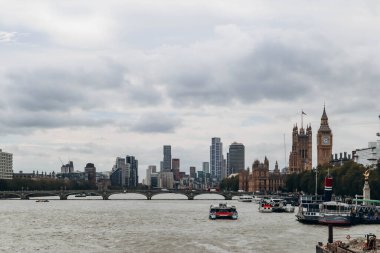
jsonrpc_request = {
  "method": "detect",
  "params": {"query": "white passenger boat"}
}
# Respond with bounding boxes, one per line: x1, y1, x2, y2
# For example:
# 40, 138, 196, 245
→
238, 195, 253, 202
270, 198, 285, 212
318, 201, 352, 226
252, 195, 263, 204
283, 203, 295, 213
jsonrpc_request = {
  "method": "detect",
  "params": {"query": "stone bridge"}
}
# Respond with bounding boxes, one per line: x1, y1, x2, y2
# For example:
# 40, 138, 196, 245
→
0, 189, 251, 200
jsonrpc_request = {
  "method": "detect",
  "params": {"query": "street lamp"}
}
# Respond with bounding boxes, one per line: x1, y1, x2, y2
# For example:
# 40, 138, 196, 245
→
313, 167, 318, 196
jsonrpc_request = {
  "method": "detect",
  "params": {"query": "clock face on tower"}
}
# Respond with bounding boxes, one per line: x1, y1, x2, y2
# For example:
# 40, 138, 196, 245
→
322, 136, 330, 145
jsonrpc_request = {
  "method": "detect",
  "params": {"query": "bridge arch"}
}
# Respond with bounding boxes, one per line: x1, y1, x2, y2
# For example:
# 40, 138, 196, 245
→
150, 192, 188, 200
193, 193, 228, 200
108, 192, 147, 200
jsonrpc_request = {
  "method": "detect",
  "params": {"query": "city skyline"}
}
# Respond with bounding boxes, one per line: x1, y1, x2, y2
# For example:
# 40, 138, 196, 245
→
0, 1, 379, 180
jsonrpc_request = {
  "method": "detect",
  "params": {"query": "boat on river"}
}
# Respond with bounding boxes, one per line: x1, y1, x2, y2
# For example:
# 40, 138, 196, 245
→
283, 203, 295, 213
209, 203, 238, 220
75, 193, 87, 198
270, 198, 286, 212
258, 201, 273, 213
296, 195, 323, 224
296, 176, 333, 224
318, 201, 352, 226
238, 195, 253, 202
35, 199, 49, 202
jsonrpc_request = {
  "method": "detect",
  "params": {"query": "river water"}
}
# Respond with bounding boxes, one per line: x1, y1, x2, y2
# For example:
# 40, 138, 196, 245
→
1, 194, 380, 253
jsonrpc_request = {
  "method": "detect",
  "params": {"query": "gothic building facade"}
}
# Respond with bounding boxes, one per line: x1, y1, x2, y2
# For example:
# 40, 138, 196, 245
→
288, 123, 313, 173
317, 106, 333, 166
239, 157, 284, 193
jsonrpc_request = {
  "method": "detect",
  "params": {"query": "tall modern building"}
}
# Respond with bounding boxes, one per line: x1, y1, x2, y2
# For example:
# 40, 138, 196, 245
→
210, 137, 223, 181
160, 171, 174, 189
190, 166, 196, 179
317, 106, 333, 166
112, 157, 129, 187
61, 161, 74, 173
202, 162, 209, 174
127, 155, 138, 188
0, 149, 13, 179
145, 165, 157, 186
163, 145, 172, 172
172, 158, 180, 181
228, 142, 245, 175
84, 163, 96, 187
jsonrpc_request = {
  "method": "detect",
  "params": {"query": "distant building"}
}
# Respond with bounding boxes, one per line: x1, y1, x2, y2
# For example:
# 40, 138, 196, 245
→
227, 142, 245, 175
0, 149, 13, 180
150, 173, 159, 188
56, 171, 88, 181
210, 137, 223, 181
61, 161, 74, 173
289, 117, 312, 173
110, 157, 130, 187
160, 171, 174, 189
330, 152, 352, 167
163, 145, 171, 172
13, 170, 55, 179
239, 158, 284, 193
84, 163, 97, 187
353, 140, 380, 167
127, 155, 138, 188
110, 168, 124, 188
190, 166, 196, 179
145, 165, 157, 186
202, 162, 209, 174
172, 158, 180, 181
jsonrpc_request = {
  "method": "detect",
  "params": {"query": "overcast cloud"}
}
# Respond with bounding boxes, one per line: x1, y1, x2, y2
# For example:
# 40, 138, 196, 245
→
0, 1, 379, 179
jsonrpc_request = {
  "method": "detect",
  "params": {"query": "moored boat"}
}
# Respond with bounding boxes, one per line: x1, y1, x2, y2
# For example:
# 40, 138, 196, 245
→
296, 175, 333, 224
318, 201, 352, 226
270, 198, 285, 212
283, 203, 295, 213
296, 195, 323, 224
75, 193, 87, 198
209, 203, 238, 220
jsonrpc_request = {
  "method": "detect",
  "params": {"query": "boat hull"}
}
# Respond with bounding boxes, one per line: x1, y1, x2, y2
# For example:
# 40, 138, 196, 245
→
318, 215, 351, 226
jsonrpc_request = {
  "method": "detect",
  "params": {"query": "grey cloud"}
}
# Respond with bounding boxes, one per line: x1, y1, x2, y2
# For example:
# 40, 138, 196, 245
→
56, 144, 97, 155
5, 60, 126, 112
129, 112, 182, 133
0, 111, 112, 135
160, 38, 380, 108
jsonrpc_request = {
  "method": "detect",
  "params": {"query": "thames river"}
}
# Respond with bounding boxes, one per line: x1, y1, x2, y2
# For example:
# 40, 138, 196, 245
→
1, 194, 380, 253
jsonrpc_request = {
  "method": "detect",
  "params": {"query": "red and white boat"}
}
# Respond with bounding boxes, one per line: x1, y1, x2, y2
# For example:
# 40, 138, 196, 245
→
259, 201, 273, 213
209, 203, 238, 220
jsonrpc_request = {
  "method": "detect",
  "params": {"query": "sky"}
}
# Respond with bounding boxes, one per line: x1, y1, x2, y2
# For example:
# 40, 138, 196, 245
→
0, 1, 379, 181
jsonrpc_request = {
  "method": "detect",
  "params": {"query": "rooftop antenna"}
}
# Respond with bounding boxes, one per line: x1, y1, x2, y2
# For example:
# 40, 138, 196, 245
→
59, 158, 64, 166
377, 114, 380, 138
283, 133, 287, 169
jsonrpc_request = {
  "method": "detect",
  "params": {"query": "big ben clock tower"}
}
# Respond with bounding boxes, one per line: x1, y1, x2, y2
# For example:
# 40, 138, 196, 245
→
317, 105, 333, 166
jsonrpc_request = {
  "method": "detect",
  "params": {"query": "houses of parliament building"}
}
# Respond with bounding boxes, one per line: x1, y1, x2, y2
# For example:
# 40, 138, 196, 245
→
239, 106, 333, 193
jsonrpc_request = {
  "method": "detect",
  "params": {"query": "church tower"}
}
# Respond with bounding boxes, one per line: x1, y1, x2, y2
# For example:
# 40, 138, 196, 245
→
289, 116, 312, 173
317, 105, 333, 166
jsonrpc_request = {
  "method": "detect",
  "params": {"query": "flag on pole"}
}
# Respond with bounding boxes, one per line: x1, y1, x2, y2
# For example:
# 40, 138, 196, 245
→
302, 110, 307, 115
